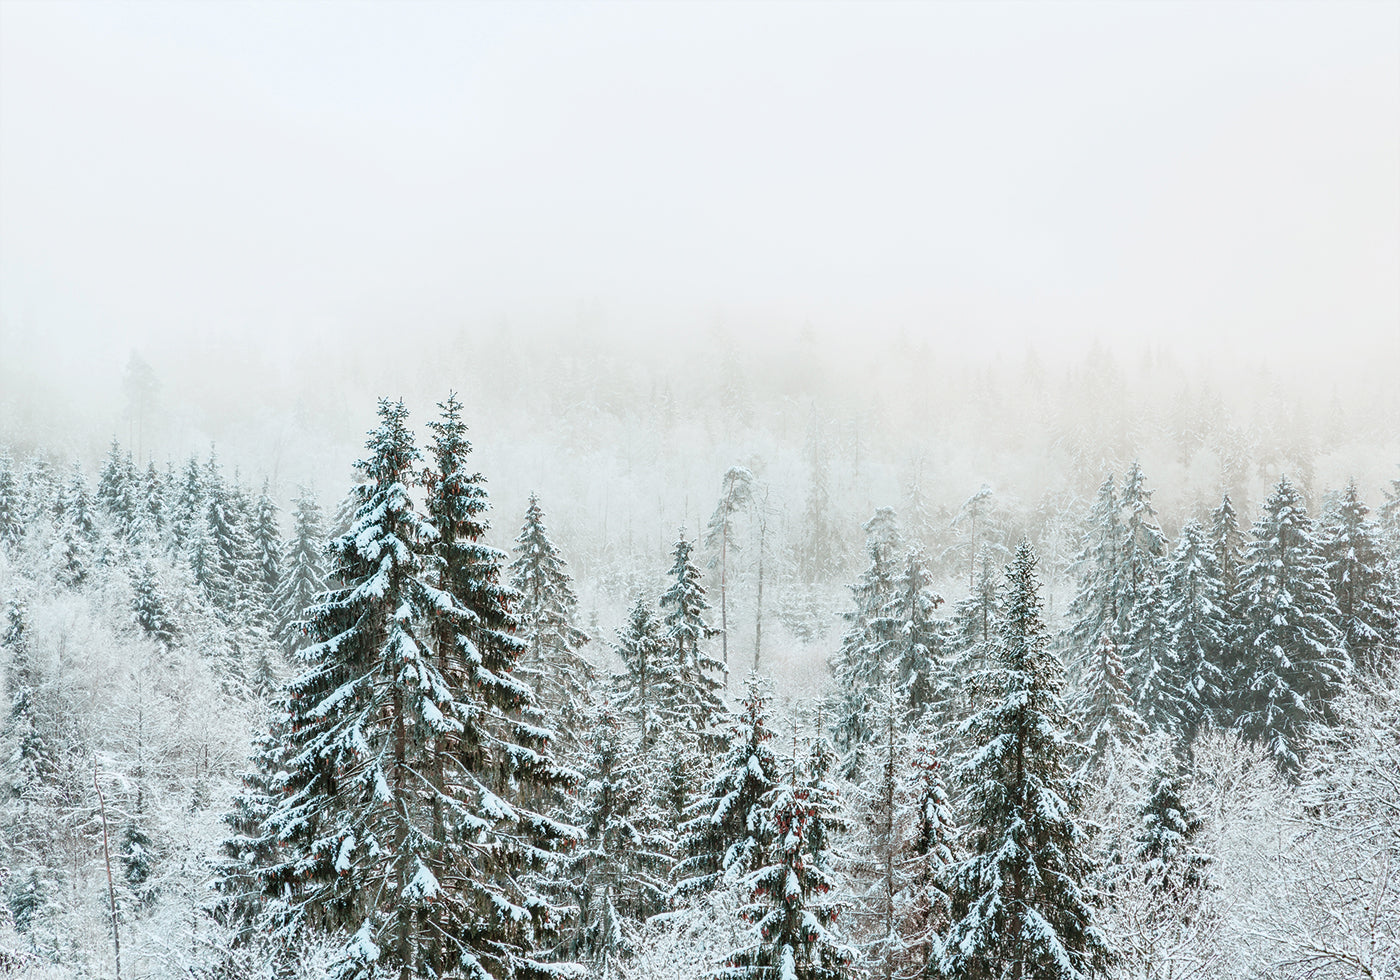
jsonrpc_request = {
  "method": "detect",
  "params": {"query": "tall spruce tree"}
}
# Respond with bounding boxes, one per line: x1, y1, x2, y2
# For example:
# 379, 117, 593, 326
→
945, 542, 1110, 980
717, 781, 854, 980
660, 530, 726, 739
829, 509, 904, 779
0, 452, 19, 551
1237, 477, 1348, 778
1320, 480, 1399, 675
675, 675, 784, 897
273, 488, 327, 655
257, 397, 575, 979
509, 493, 593, 750
611, 597, 679, 754
1070, 634, 1147, 777
248, 481, 283, 629
563, 706, 672, 972
1161, 521, 1230, 744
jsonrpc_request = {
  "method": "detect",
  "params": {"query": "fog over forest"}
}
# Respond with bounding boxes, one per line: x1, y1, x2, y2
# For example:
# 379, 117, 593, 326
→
1, 3, 1397, 979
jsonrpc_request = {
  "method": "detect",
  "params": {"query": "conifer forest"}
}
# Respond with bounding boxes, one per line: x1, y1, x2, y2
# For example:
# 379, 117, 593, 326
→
1, 4, 1398, 980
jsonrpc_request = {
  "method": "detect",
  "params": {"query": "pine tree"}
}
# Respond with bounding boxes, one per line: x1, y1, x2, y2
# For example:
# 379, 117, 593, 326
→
1135, 763, 1210, 896
258, 397, 575, 979
717, 781, 854, 980
1064, 476, 1123, 663
705, 466, 756, 671
1070, 634, 1147, 777
273, 488, 327, 654
1117, 462, 1169, 694
1128, 578, 1187, 736
944, 549, 1003, 739
829, 509, 904, 779
170, 455, 205, 552
893, 721, 956, 980
248, 481, 283, 629
945, 542, 1110, 980
612, 596, 680, 753
676, 675, 784, 897
96, 437, 138, 536
1161, 521, 1230, 744
661, 530, 726, 739
130, 557, 177, 647
1237, 478, 1349, 777
215, 715, 289, 944
1379, 467, 1400, 562
1320, 480, 1400, 675
884, 549, 947, 727
563, 706, 672, 972
510, 493, 594, 750
1, 598, 56, 806
0, 453, 19, 551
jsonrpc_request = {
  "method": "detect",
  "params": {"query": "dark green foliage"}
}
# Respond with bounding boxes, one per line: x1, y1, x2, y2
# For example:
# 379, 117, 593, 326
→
945, 542, 1110, 980
1237, 477, 1348, 777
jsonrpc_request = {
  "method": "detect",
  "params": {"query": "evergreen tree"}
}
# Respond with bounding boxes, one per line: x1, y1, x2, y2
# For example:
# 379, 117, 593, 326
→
717, 782, 854, 980
248, 481, 283, 628
660, 530, 726, 739
882, 549, 947, 728
131, 557, 177, 648
944, 549, 1003, 738
1379, 467, 1400, 562
1117, 462, 1168, 692
1064, 475, 1123, 664
1127, 578, 1186, 736
676, 675, 784, 897
1161, 521, 1230, 743
1070, 634, 1147, 777
0, 453, 19, 551
611, 596, 679, 753
563, 706, 672, 972
1135, 763, 1210, 897
510, 493, 594, 750
1237, 477, 1349, 777
829, 509, 904, 779
170, 455, 205, 551
273, 487, 327, 654
131, 460, 165, 544
893, 722, 956, 980
1320, 480, 1400, 675
1, 598, 56, 806
55, 462, 98, 545
945, 542, 1110, 980
96, 437, 138, 535
258, 398, 575, 979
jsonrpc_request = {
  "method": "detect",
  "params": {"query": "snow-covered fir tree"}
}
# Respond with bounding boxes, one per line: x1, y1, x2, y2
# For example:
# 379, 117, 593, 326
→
891, 719, 956, 980
1135, 762, 1211, 897
660, 530, 726, 741
509, 492, 594, 751
1237, 476, 1348, 778
247, 481, 283, 629
1071, 633, 1148, 778
255, 397, 576, 979
1161, 520, 1230, 744
881, 549, 946, 728
676, 674, 784, 897
717, 781, 854, 980
611, 596, 679, 753
945, 541, 1110, 980
562, 705, 672, 973
943, 549, 1002, 741
829, 508, 904, 780
0, 452, 20, 551
1320, 479, 1399, 675
273, 487, 327, 654
1064, 475, 1123, 662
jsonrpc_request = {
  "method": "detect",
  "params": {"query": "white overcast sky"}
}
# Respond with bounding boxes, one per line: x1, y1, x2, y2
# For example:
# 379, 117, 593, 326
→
1, 0, 1397, 367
